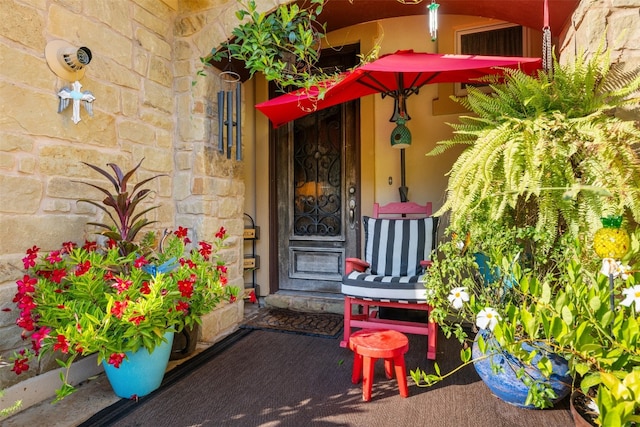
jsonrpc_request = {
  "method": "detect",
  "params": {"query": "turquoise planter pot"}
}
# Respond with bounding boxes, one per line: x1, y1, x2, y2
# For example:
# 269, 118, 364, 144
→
102, 331, 174, 399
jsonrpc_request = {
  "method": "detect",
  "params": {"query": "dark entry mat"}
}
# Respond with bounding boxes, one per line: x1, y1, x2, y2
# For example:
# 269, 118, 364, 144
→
241, 308, 343, 338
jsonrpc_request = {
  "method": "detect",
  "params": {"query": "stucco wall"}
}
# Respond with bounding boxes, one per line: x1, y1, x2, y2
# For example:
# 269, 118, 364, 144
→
0, 0, 248, 392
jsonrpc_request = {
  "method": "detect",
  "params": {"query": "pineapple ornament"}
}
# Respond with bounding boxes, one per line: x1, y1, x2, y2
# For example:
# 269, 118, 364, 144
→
593, 216, 630, 260
594, 215, 630, 316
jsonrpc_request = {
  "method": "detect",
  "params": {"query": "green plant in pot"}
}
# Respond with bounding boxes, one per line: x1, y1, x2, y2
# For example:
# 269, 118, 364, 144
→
204, 0, 333, 92
10, 160, 239, 401
412, 50, 640, 419
416, 224, 640, 424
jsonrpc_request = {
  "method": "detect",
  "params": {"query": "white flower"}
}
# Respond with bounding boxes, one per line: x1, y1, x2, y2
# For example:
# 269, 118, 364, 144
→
476, 307, 501, 331
447, 287, 469, 310
620, 285, 640, 311
600, 258, 630, 280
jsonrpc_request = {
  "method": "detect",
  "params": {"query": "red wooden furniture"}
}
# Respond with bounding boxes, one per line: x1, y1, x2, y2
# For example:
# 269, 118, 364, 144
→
340, 201, 439, 360
348, 329, 409, 401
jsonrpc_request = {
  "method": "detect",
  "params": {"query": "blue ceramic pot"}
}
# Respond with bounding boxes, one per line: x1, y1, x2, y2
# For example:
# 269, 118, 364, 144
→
472, 330, 572, 408
102, 331, 174, 399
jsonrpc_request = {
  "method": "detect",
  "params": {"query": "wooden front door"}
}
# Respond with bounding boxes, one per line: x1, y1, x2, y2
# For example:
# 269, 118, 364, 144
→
270, 45, 360, 295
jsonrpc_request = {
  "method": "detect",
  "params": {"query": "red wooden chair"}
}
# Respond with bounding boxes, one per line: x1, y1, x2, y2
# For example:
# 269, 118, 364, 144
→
340, 202, 439, 359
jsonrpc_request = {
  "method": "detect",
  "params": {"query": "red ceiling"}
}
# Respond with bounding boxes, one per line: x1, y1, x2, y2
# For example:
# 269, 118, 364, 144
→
318, 0, 578, 36
215, 0, 579, 81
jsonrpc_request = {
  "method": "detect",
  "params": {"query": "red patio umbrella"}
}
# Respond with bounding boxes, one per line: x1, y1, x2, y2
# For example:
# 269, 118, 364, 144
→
255, 50, 543, 127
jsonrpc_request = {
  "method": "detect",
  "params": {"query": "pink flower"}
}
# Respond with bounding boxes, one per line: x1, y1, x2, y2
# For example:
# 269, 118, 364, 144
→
53, 334, 70, 354
215, 227, 226, 239
198, 241, 212, 260
108, 353, 126, 368
134, 256, 148, 268
12, 357, 29, 375
112, 277, 132, 294
111, 300, 128, 319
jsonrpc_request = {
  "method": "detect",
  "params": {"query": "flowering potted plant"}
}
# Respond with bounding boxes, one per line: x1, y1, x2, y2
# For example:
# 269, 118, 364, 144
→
414, 223, 640, 425
10, 160, 240, 401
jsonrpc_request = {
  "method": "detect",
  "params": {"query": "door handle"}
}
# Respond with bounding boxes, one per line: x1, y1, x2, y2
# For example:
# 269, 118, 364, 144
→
348, 199, 356, 229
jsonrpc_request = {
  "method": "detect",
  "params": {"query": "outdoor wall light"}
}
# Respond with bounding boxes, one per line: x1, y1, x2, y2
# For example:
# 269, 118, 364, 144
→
45, 40, 92, 81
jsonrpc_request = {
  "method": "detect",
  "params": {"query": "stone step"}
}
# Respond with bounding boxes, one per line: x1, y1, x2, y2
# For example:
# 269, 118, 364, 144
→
264, 291, 344, 314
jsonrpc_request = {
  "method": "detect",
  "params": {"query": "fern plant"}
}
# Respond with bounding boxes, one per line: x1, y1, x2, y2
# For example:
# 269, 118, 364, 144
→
431, 51, 640, 254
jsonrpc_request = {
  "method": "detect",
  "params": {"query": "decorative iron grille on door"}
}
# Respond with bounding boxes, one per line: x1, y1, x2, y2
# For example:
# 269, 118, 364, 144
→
292, 106, 342, 237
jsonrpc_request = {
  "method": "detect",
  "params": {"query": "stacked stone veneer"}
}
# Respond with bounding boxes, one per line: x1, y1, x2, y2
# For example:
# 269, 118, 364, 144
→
0, 0, 291, 392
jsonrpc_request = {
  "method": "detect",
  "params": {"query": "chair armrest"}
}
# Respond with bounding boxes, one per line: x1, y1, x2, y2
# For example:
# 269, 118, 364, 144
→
346, 258, 370, 274
420, 260, 433, 269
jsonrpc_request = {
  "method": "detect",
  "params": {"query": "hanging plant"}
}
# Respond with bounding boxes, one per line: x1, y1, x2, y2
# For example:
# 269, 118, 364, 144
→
203, 0, 334, 92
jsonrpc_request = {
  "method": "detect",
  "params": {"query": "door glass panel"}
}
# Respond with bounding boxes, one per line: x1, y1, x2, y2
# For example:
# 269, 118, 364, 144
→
293, 106, 342, 237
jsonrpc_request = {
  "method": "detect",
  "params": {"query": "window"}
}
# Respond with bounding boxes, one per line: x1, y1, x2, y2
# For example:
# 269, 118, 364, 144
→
455, 23, 529, 95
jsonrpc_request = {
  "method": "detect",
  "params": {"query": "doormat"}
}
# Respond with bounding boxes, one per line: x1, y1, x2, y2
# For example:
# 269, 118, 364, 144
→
241, 308, 343, 339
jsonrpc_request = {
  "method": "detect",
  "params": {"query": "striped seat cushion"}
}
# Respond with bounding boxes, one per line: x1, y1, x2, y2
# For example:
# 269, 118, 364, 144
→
364, 216, 435, 276
341, 271, 427, 303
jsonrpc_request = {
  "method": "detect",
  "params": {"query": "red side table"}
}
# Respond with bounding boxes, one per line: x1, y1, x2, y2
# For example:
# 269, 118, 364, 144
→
348, 329, 409, 401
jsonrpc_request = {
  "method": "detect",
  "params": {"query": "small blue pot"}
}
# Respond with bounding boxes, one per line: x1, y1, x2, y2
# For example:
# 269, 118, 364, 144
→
102, 331, 174, 399
472, 330, 572, 408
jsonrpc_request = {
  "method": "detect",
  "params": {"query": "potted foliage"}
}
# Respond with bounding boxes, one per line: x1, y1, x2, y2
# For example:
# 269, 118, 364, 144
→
412, 50, 640, 423
10, 160, 239, 401
415, 225, 640, 425
204, 0, 333, 92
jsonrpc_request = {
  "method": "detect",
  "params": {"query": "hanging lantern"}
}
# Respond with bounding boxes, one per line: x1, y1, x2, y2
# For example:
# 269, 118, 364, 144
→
593, 216, 630, 259
428, 1, 439, 41
390, 117, 412, 149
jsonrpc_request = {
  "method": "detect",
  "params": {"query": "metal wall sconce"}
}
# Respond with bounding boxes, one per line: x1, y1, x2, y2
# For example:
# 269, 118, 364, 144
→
45, 40, 92, 81
217, 70, 242, 160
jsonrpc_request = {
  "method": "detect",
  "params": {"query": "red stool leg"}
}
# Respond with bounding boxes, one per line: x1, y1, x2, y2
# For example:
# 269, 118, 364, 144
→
352, 353, 363, 384
384, 358, 394, 379
393, 355, 409, 398
362, 356, 376, 401
427, 319, 438, 360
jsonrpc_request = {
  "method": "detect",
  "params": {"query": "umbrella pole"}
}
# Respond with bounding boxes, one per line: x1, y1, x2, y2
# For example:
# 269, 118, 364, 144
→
399, 148, 409, 202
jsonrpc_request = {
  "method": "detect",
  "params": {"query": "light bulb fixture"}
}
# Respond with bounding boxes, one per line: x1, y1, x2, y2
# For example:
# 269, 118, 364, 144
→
428, 1, 439, 41
390, 117, 412, 149
45, 40, 92, 81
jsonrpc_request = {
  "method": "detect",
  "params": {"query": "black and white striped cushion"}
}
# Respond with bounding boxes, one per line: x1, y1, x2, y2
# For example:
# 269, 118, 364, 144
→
363, 216, 435, 276
341, 271, 427, 303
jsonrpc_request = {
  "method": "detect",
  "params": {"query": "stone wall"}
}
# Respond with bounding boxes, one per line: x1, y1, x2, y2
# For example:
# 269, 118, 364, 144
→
560, 0, 640, 119
0, 0, 248, 392
560, 0, 640, 69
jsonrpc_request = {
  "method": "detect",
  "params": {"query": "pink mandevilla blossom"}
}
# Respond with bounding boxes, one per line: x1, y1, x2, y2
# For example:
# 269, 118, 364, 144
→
215, 227, 226, 239
112, 277, 132, 294
12, 357, 29, 375
178, 278, 194, 298
108, 353, 126, 368
53, 334, 70, 353
140, 281, 151, 295
46, 250, 63, 264
75, 260, 91, 276
175, 301, 190, 314
16, 275, 37, 294
50, 268, 67, 284
61, 241, 76, 254
111, 300, 128, 319
31, 327, 51, 354
128, 315, 145, 326
174, 226, 188, 239
134, 256, 148, 268
198, 241, 212, 260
